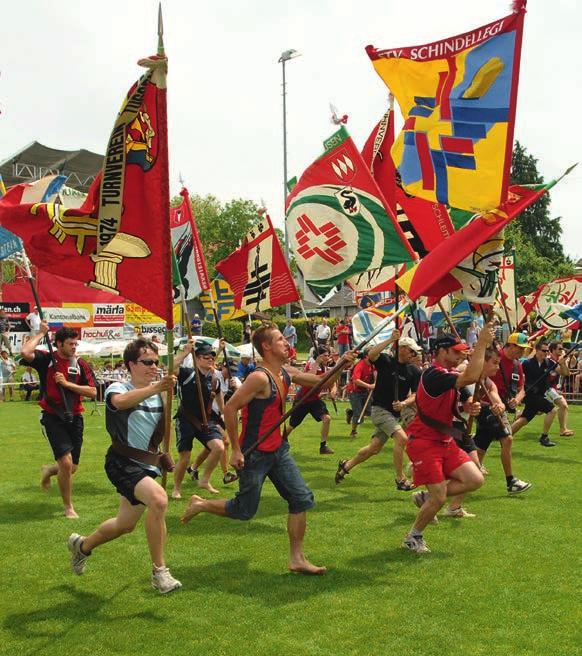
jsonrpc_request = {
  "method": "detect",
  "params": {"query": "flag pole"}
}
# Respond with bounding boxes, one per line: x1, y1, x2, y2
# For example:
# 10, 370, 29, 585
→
156, 3, 174, 489
496, 278, 514, 333
242, 302, 410, 456
20, 249, 73, 420
438, 299, 462, 339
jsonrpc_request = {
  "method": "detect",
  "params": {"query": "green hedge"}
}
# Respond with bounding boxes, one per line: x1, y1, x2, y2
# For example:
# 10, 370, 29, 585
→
201, 320, 243, 344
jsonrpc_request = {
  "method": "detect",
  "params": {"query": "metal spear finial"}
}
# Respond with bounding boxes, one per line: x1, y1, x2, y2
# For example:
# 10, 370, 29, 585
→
157, 3, 165, 57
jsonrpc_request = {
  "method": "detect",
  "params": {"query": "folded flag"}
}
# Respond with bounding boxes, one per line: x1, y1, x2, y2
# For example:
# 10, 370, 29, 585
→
366, 4, 526, 212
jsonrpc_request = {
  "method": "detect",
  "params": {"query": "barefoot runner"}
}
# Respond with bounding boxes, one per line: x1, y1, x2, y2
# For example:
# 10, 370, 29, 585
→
21, 321, 96, 519
182, 323, 354, 574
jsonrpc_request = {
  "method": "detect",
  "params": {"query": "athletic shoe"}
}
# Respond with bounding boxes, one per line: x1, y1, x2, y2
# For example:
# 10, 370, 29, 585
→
349, 430, 358, 439
402, 533, 430, 554
480, 465, 489, 475
395, 478, 416, 492
68, 533, 89, 575
319, 445, 334, 455
151, 566, 182, 594
223, 471, 238, 485
188, 467, 199, 481
507, 478, 532, 494
443, 507, 476, 518
539, 436, 556, 447
411, 491, 438, 524
345, 408, 353, 425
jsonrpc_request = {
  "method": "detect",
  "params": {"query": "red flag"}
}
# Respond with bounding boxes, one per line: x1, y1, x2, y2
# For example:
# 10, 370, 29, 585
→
170, 188, 210, 301
215, 214, 299, 312
397, 181, 556, 302
0, 54, 173, 325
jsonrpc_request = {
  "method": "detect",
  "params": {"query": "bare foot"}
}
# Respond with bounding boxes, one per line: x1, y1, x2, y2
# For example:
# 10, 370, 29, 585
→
40, 466, 51, 491
171, 489, 182, 500
64, 507, 79, 519
198, 480, 220, 495
289, 558, 327, 575
181, 495, 205, 524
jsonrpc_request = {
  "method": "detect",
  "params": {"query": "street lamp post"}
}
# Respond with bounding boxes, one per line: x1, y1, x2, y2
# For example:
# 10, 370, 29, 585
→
278, 48, 301, 319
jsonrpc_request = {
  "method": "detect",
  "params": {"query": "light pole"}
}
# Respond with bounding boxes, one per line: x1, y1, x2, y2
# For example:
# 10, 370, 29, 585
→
279, 48, 301, 319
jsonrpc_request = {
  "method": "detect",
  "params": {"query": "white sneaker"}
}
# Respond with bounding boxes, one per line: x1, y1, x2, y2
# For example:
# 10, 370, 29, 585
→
443, 506, 476, 518
411, 491, 438, 523
151, 566, 182, 594
507, 478, 532, 494
68, 533, 88, 575
402, 533, 431, 554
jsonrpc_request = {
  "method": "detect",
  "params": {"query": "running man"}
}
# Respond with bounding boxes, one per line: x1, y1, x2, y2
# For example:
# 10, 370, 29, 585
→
67, 338, 181, 594
21, 321, 96, 519
181, 323, 354, 574
403, 325, 494, 554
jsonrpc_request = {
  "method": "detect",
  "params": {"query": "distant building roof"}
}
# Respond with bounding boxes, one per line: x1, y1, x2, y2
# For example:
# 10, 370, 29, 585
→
0, 142, 103, 192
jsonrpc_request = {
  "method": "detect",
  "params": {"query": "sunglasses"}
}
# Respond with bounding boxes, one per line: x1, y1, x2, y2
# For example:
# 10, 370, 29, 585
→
137, 359, 159, 366
540, 349, 549, 353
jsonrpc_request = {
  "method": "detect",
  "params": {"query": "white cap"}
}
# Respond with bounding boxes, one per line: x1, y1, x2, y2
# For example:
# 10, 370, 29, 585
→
398, 336, 421, 353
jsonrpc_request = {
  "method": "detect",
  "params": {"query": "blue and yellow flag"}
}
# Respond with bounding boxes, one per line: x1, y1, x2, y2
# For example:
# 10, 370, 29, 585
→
366, 5, 526, 212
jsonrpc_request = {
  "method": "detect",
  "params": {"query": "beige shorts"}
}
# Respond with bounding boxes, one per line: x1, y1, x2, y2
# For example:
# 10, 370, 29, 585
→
371, 406, 402, 445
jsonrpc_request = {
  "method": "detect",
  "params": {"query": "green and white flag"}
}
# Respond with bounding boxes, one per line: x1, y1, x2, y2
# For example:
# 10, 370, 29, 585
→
285, 126, 415, 296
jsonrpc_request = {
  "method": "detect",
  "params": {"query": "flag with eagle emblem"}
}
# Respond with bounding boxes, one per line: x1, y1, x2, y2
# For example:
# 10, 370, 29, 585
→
286, 126, 415, 296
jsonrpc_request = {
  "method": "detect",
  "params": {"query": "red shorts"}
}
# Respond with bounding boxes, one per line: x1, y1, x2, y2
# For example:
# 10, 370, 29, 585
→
406, 437, 471, 486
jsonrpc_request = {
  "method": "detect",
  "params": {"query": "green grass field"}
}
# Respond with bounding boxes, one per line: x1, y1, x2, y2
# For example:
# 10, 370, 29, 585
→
0, 399, 580, 656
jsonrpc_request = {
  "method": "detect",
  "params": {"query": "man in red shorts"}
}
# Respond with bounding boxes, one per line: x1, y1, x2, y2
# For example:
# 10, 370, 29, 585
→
403, 322, 495, 553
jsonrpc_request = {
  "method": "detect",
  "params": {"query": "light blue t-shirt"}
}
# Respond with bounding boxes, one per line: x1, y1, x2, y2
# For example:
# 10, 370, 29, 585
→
105, 381, 163, 472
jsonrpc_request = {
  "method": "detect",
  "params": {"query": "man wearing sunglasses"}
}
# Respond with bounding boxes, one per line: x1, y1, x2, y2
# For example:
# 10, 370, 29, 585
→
512, 340, 562, 446
67, 338, 181, 594
172, 341, 224, 496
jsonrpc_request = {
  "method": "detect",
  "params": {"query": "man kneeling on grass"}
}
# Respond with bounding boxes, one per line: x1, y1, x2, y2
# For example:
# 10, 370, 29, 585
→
181, 323, 354, 575
68, 338, 182, 594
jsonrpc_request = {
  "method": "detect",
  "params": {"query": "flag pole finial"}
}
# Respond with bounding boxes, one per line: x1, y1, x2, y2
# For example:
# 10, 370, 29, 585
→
179, 172, 185, 188
157, 3, 165, 56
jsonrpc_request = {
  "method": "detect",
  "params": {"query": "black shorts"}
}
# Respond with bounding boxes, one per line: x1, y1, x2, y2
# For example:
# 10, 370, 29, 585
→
40, 412, 84, 464
104, 447, 157, 505
522, 395, 554, 422
474, 410, 511, 452
289, 399, 329, 428
175, 415, 223, 452
453, 435, 477, 454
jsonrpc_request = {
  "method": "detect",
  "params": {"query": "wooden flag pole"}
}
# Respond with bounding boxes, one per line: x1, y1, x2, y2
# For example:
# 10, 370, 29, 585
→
496, 278, 514, 333
438, 299, 462, 340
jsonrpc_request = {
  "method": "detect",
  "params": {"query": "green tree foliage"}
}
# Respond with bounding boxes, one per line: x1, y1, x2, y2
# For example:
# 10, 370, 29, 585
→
171, 194, 290, 280
506, 141, 574, 296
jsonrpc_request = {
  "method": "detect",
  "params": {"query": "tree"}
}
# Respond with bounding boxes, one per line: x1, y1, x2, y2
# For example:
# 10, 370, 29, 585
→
506, 141, 574, 296
171, 194, 290, 279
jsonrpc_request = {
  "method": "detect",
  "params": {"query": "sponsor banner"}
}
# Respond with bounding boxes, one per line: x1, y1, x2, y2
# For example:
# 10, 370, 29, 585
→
125, 303, 180, 326
82, 326, 124, 341
62, 302, 94, 328
0, 301, 30, 332
44, 307, 90, 325
6, 332, 35, 354
93, 303, 125, 326
139, 324, 181, 337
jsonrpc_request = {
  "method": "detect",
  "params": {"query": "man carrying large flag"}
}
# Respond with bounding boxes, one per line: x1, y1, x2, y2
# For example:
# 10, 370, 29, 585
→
366, 3, 527, 212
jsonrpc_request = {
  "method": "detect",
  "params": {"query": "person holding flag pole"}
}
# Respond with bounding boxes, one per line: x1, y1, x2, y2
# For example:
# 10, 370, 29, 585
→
180, 306, 409, 574
18, 249, 97, 519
